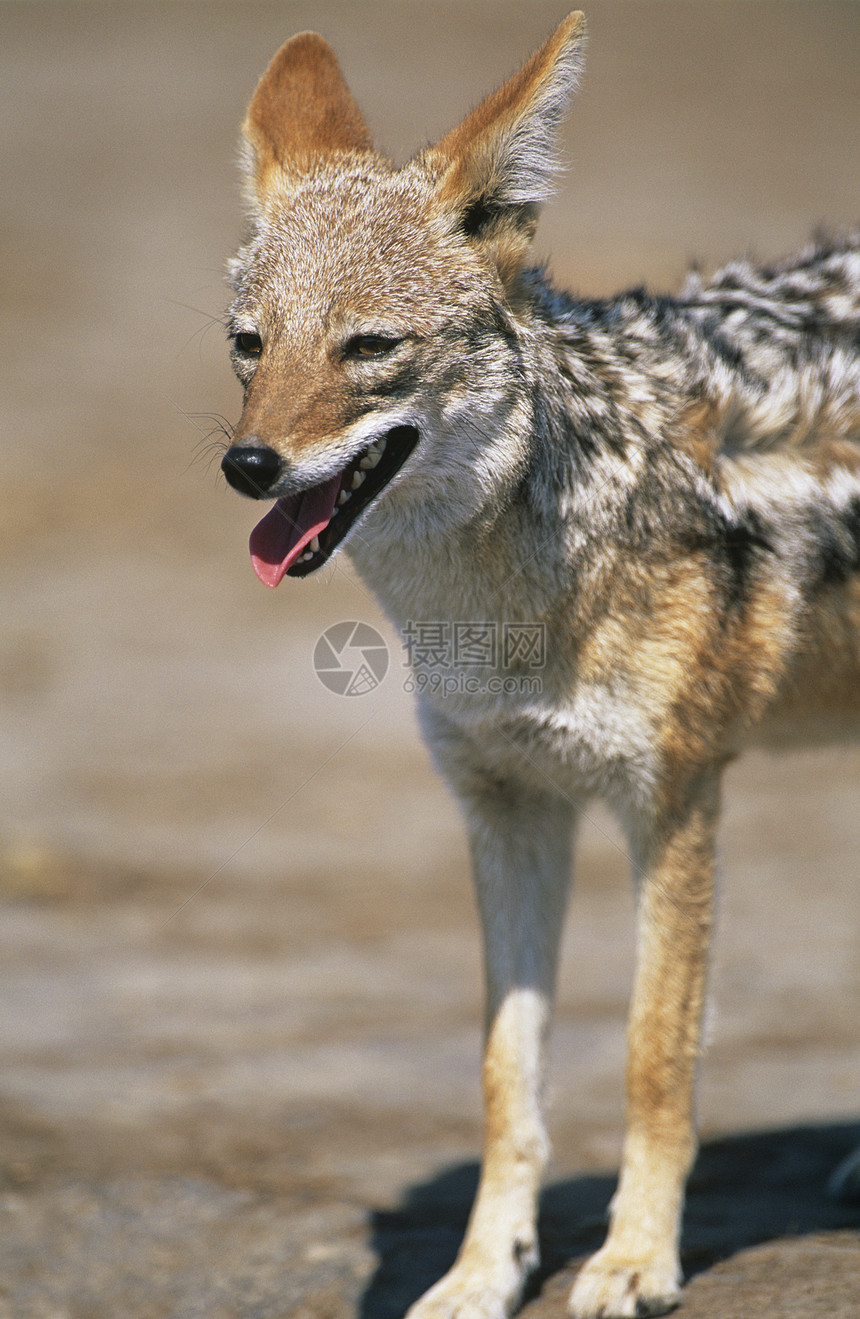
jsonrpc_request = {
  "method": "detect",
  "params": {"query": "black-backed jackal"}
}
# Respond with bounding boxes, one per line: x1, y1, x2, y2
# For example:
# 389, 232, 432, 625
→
219, 13, 860, 1318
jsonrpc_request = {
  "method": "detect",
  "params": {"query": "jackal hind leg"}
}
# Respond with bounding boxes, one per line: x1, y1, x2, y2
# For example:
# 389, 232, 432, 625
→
569, 774, 719, 1319
406, 784, 575, 1319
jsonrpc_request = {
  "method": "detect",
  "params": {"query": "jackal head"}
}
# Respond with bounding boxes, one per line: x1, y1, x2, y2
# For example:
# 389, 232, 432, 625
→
221, 14, 584, 585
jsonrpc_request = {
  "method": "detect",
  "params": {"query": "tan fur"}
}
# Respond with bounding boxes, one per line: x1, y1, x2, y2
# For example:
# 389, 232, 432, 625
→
431, 11, 584, 184
426, 12, 585, 288
243, 32, 372, 187
219, 14, 860, 1319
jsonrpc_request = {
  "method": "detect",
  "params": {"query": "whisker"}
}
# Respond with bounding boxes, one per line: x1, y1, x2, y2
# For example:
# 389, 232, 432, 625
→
166, 299, 231, 356
165, 297, 229, 329
185, 411, 235, 440
165, 396, 237, 479
183, 431, 233, 480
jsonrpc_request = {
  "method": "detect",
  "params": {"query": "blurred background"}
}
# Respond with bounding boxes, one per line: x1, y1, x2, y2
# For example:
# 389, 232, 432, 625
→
1, 4, 859, 1316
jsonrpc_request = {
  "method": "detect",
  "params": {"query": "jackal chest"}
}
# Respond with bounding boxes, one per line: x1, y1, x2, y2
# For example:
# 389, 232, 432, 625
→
417, 668, 661, 810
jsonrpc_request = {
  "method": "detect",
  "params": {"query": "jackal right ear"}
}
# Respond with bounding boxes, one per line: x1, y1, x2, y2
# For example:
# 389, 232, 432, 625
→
425, 13, 585, 275
242, 32, 373, 193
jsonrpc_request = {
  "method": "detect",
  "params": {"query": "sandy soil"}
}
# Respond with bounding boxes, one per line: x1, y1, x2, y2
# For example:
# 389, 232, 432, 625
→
1, 3, 859, 1316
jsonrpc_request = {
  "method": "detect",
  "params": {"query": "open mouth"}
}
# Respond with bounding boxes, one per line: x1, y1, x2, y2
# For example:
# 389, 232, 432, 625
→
249, 425, 419, 586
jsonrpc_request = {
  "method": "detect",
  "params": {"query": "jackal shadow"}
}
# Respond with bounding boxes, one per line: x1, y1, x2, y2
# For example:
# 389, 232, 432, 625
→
359, 1121, 860, 1318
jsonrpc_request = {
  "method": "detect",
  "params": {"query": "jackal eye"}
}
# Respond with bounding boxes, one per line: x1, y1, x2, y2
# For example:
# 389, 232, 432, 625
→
233, 331, 263, 358
345, 334, 402, 359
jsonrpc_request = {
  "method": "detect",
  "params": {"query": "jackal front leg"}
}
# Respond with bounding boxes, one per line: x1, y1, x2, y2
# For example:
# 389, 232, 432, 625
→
407, 784, 575, 1319
569, 775, 719, 1319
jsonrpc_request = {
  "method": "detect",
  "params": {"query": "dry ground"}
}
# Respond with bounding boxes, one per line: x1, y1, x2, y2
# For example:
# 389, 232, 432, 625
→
1, 3, 859, 1317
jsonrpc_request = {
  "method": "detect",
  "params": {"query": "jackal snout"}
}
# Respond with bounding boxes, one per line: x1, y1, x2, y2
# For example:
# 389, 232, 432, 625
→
221, 443, 282, 499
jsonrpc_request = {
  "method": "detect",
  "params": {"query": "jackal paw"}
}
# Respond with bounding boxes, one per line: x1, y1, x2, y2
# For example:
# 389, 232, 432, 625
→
405, 1250, 533, 1319
568, 1246, 681, 1319
405, 1284, 509, 1319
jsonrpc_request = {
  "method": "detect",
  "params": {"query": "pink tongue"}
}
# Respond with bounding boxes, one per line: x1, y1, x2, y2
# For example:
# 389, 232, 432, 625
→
249, 476, 341, 588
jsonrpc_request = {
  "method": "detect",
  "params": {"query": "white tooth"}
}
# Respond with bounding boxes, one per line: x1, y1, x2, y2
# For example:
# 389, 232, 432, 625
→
301, 551, 314, 562
359, 453, 379, 470
351, 470, 366, 490
337, 488, 351, 507
376, 436, 387, 453
309, 536, 320, 552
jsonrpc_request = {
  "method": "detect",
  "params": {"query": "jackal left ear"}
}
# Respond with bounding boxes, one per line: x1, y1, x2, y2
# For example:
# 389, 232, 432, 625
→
242, 31, 374, 195
425, 12, 585, 275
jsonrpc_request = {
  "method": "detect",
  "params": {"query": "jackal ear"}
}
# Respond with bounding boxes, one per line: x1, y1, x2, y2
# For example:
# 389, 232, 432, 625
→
242, 32, 373, 193
426, 12, 585, 275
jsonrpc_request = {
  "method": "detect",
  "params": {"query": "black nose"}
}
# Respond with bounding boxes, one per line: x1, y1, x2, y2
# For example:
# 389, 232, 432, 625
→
221, 444, 283, 499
